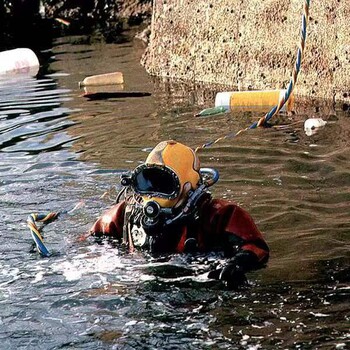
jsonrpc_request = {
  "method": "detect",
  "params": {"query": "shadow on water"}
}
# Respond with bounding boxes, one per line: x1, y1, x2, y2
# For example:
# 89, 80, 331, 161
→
0, 36, 349, 349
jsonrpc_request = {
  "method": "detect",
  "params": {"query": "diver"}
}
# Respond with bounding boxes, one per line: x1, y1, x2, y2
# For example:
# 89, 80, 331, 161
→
89, 140, 269, 289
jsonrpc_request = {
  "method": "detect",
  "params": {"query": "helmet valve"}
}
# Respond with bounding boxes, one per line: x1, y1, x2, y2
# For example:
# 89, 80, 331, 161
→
143, 200, 161, 219
120, 173, 132, 186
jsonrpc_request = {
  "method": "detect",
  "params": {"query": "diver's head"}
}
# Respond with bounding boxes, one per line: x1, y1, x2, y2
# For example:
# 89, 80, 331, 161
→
120, 140, 219, 241
127, 140, 201, 209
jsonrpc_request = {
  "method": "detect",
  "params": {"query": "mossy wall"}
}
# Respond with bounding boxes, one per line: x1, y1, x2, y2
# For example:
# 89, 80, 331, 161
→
142, 0, 349, 103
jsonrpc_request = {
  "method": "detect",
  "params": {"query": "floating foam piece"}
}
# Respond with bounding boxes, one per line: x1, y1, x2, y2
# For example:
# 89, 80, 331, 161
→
79, 72, 124, 87
304, 118, 327, 136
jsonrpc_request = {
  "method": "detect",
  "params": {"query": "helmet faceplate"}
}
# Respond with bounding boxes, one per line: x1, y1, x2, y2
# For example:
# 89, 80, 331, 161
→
133, 140, 201, 208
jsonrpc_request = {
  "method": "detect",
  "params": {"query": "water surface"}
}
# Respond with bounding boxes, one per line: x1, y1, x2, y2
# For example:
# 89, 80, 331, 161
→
0, 36, 349, 349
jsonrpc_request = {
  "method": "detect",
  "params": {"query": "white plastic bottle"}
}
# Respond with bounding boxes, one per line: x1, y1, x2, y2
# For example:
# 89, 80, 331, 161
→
0, 48, 40, 76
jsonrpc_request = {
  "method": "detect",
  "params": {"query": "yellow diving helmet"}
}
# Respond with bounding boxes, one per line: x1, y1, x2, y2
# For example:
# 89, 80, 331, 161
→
130, 140, 201, 208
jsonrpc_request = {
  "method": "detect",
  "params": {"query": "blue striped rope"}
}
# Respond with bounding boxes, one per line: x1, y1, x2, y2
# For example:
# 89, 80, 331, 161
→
195, 0, 310, 152
27, 201, 84, 257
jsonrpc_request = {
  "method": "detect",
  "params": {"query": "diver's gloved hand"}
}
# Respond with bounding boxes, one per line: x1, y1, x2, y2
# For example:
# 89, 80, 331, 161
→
208, 250, 258, 289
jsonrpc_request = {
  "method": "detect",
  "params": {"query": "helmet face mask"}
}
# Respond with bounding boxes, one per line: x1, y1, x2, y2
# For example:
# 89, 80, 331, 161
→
129, 140, 201, 209
131, 164, 181, 200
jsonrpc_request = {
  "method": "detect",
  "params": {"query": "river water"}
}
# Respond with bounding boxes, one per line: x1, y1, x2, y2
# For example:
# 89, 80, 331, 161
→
0, 36, 349, 349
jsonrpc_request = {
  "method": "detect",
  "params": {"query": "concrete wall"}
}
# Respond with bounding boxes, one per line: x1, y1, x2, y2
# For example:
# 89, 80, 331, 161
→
141, 0, 350, 104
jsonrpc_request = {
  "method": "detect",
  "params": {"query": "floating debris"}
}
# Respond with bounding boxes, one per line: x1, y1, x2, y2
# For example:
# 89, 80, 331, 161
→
0, 48, 39, 76
195, 106, 227, 117
304, 118, 327, 136
54, 18, 70, 26
215, 89, 294, 113
79, 71, 124, 87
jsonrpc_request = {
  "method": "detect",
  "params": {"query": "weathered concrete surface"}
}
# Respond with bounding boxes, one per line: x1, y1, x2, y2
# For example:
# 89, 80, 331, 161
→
141, 0, 350, 103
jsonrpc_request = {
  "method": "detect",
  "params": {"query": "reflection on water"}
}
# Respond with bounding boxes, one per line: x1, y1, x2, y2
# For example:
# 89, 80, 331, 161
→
0, 36, 349, 349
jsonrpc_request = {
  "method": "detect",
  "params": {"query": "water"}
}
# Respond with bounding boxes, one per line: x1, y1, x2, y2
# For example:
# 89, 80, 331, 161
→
0, 36, 349, 349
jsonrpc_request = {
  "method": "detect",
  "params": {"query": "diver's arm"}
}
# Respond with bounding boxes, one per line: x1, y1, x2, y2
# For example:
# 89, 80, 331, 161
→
89, 201, 126, 238
206, 199, 269, 288
224, 203, 269, 267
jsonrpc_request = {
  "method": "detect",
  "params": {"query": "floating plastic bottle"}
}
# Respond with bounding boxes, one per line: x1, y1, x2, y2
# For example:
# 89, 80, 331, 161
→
195, 106, 227, 117
0, 48, 39, 76
83, 84, 124, 95
79, 72, 124, 87
215, 89, 294, 112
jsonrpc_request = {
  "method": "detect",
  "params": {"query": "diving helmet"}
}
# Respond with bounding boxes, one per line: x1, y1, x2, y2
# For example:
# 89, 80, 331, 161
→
120, 140, 219, 240
126, 140, 201, 208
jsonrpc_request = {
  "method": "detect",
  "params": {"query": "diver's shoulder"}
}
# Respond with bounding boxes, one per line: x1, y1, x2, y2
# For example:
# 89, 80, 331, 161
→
208, 198, 239, 210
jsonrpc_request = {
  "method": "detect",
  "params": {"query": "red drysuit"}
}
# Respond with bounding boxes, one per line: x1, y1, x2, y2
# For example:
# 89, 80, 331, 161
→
90, 198, 269, 265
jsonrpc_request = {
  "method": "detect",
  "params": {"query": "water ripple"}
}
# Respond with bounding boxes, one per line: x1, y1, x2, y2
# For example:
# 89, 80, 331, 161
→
0, 40, 349, 350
